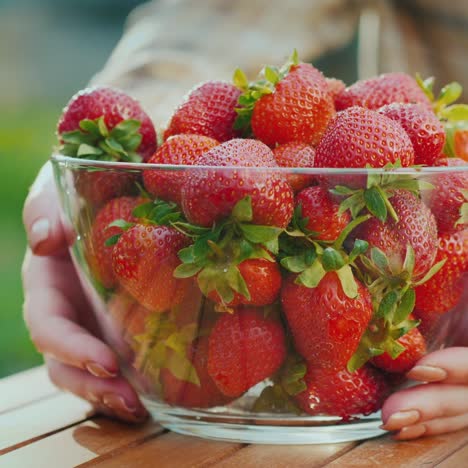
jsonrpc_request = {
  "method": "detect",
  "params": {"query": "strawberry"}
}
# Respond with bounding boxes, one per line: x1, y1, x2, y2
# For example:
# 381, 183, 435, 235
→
335, 73, 432, 111
295, 186, 351, 242
295, 364, 389, 419
57, 86, 157, 205
357, 190, 438, 280
143, 134, 219, 205
414, 230, 468, 315
87, 196, 143, 288
423, 157, 468, 233
161, 336, 232, 408
378, 103, 445, 166
314, 107, 415, 169
273, 142, 316, 192
372, 326, 426, 374
181, 139, 294, 228
112, 224, 191, 312
281, 272, 373, 371
326, 77, 346, 101
247, 63, 334, 147
164, 81, 241, 142
207, 258, 282, 308
207, 308, 286, 397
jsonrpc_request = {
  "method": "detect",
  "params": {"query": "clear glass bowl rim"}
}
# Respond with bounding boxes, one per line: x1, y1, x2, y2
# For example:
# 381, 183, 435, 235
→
51, 154, 468, 175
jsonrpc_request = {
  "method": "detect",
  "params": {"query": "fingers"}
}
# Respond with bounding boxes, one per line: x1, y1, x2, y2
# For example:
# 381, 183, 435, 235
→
23, 251, 119, 376
24, 284, 120, 377
406, 347, 468, 385
23, 162, 70, 256
381, 383, 468, 439
46, 358, 147, 424
394, 413, 468, 441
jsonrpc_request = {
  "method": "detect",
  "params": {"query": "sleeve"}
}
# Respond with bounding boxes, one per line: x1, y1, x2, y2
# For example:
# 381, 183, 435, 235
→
90, 0, 357, 126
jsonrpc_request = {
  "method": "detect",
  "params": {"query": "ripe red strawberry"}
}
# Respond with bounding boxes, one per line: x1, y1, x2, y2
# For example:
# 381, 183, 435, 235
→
378, 103, 445, 166
58, 86, 157, 160
295, 186, 351, 242
112, 224, 191, 312
207, 258, 282, 307
315, 107, 415, 169
335, 73, 432, 111
164, 81, 241, 142
161, 336, 232, 408
357, 190, 438, 280
250, 63, 335, 146
414, 230, 468, 315
326, 77, 346, 101
87, 196, 143, 288
281, 272, 373, 371
181, 139, 294, 228
372, 327, 426, 374
295, 364, 389, 419
58, 86, 157, 205
273, 142, 316, 192
207, 308, 286, 397
423, 157, 468, 233
143, 134, 219, 205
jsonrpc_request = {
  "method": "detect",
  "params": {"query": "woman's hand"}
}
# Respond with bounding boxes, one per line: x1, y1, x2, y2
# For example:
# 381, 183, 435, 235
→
22, 162, 148, 423
381, 321, 468, 440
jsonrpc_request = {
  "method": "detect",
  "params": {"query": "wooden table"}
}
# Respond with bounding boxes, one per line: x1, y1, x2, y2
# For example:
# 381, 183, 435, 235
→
1, 367, 468, 467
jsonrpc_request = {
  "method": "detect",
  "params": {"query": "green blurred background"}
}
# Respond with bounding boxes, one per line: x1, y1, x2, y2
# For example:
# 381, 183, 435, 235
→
0, 0, 357, 379
0, 0, 144, 378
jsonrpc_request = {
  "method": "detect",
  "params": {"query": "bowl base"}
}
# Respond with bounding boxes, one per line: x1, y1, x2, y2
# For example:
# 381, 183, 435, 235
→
143, 399, 386, 445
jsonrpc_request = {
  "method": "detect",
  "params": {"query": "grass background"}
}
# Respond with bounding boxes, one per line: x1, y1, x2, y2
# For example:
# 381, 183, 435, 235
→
0, 0, 357, 378
0, 0, 143, 378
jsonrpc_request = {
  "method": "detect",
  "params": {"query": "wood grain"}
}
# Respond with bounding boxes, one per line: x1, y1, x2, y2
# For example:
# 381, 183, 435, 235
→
436, 440, 468, 467
215, 441, 357, 467
326, 428, 468, 467
0, 366, 56, 415
87, 431, 243, 467
0, 392, 92, 455
0, 417, 163, 468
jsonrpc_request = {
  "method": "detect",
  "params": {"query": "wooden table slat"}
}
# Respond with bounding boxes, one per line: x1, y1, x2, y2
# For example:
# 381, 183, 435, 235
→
436, 441, 468, 467
0, 392, 92, 455
326, 428, 468, 467
0, 417, 163, 468
0, 366, 56, 415
87, 431, 243, 468
214, 441, 358, 468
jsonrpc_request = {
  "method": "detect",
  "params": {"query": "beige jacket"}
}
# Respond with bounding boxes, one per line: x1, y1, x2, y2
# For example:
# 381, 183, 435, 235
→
91, 0, 468, 127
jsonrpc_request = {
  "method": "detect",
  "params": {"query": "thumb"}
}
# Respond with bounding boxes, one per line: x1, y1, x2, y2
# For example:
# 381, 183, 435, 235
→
23, 162, 72, 256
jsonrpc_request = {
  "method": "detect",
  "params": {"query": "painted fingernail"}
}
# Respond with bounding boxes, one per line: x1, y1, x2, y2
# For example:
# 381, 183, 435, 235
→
394, 424, 426, 440
85, 361, 118, 378
381, 409, 420, 431
406, 365, 448, 382
29, 218, 50, 249
102, 393, 137, 414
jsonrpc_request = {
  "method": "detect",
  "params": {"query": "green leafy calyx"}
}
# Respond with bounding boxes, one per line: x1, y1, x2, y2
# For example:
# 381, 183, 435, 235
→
60, 117, 143, 162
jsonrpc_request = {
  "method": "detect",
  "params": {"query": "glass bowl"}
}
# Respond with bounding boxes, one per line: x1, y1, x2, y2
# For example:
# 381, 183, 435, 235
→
51, 154, 468, 444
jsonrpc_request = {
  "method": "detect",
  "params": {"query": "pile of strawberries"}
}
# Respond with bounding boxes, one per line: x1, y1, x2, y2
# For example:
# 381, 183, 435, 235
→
57, 52, 468, 420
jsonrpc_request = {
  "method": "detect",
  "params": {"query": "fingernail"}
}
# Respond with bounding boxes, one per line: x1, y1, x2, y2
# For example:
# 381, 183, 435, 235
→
29, 218, 50, 249
86, 392, 100, 403
394, 424, 426, 440
381, 409, 420, 431
102, 393, 137, 414
85, 361, 118, 378
407, 365, 448, 382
